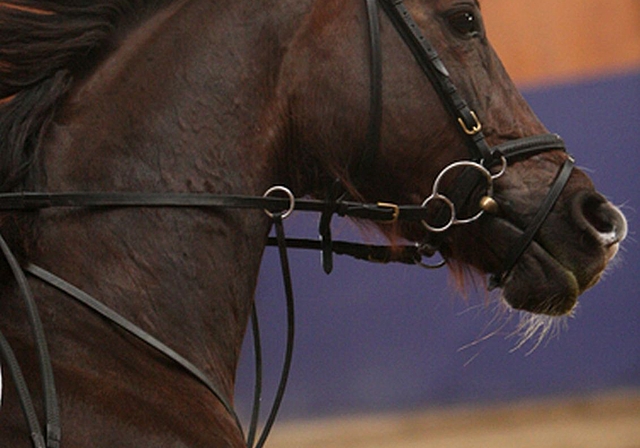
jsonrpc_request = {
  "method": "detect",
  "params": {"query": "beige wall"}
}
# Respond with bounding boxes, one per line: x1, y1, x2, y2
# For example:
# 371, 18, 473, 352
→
481, 0, 640, 86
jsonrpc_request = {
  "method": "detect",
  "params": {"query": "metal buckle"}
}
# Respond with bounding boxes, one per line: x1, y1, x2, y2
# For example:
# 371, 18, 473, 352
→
376, 202, 400, 223
458, 110, 482, 136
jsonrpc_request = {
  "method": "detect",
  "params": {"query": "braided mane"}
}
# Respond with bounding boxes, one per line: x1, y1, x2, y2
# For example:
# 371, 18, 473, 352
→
0, 0, 166, 191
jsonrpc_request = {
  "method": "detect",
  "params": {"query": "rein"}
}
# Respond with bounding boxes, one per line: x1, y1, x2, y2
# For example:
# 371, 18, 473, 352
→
0, 0, 575, 447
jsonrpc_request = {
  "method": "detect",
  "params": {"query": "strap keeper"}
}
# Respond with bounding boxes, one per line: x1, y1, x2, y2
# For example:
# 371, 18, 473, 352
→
318, 181, 344, 274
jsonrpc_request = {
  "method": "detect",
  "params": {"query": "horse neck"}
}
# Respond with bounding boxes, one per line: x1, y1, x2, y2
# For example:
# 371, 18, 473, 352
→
28, 0, 310, 399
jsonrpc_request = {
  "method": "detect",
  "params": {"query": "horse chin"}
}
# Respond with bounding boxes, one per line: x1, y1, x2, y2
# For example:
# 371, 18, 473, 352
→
500, 239, 581, 316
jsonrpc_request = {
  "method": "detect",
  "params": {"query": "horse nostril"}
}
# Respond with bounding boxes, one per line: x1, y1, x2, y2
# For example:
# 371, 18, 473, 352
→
572, 191, 628, 246
583, 196, 613, 233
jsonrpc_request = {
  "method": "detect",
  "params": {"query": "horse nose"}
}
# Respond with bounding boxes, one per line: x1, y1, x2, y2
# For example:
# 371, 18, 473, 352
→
571, 191, 628, 247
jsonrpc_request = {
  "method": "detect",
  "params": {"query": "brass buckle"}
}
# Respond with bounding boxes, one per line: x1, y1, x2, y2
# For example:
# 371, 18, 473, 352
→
376, 202, 400, 223
458, 110, 482, 136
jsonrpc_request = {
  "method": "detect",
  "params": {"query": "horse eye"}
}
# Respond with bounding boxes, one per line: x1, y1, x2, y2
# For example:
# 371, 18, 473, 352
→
446, 10, 480, 37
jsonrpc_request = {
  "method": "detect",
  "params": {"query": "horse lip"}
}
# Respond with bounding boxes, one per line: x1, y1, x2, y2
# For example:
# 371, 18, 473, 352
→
603, 242, 620, 264
489, 217, 581, 315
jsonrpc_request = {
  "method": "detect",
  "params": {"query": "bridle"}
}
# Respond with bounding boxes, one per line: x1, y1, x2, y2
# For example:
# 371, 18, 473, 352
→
0, 1, 574, 447
361, 0, 574, 288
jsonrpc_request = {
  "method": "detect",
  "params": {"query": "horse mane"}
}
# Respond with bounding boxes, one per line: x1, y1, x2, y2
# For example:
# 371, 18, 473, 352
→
0, 0, 171, 191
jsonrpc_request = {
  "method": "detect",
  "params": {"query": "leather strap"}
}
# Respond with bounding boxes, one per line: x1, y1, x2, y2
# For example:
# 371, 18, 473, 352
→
494, 134, 566, 161
24, 264, 244, 436
267, 237, 423, 265
0, 331, 46, 448
377, 0, 494, 162
489, 157, 575, 289
0, 235, 60, 448
355, 0, 383, 181
22, 214, 301, 448
0, 190, 474, 224
251, 216, 296, 448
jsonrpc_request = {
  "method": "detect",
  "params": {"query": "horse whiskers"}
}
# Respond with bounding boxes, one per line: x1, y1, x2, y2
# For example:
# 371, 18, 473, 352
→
457, 296, 572, 357
507, 308, 570, 355
457, 300, 512, 355
0, 2, 54, 15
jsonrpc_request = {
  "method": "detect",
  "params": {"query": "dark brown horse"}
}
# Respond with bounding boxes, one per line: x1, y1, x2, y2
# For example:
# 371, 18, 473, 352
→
0, 0, 627, 446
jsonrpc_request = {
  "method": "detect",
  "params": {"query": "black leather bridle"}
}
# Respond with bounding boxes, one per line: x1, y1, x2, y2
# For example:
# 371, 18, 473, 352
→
362, 0, 574, 288
0, 1, 574, 447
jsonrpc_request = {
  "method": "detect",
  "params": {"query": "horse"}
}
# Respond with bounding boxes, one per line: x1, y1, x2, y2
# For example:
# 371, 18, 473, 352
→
0, 0, 628, 446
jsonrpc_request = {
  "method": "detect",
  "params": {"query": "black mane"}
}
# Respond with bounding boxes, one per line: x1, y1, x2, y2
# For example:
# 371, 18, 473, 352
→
0, 0, 165, 191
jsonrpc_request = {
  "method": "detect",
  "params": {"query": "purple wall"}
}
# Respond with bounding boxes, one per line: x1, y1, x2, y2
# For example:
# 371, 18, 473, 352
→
235, 70, 640, 421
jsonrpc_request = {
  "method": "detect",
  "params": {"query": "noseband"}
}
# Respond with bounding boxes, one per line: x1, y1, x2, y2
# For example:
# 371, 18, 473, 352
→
0, 1, 574, 447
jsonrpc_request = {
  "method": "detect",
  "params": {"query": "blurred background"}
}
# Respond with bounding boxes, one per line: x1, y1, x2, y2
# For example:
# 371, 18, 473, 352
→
236, 1, 640, 446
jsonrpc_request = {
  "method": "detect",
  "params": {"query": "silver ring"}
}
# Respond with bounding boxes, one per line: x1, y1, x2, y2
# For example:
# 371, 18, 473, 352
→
486, 155, 507, 180
454, 208, 484, 225
263, 185, 295, 219
421, 193, 456, 233
431, 160, 496, 225
432, 160, 493, 194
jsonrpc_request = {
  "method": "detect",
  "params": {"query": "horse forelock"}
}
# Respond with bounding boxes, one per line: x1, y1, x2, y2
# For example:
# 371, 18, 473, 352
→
0, 0, 176, 191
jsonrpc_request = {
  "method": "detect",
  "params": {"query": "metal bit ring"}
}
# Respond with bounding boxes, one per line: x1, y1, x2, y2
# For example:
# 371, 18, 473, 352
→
263, 185, 295, 219
421, 193, 456, 233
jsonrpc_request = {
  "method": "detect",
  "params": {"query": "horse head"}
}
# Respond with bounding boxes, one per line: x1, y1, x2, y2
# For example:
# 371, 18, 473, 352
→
275, 0, 627, 316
